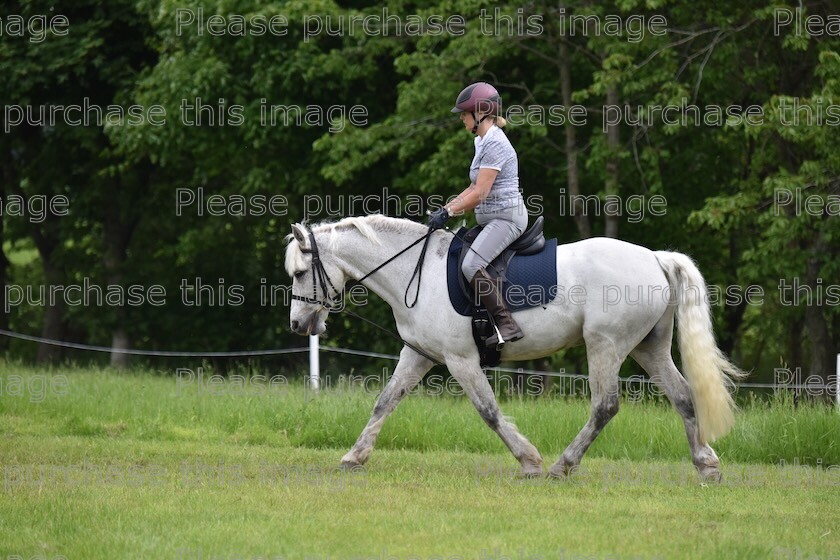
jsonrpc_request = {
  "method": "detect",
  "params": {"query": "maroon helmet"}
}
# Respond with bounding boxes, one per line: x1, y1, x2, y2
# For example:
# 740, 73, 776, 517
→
451, 82, 502, 115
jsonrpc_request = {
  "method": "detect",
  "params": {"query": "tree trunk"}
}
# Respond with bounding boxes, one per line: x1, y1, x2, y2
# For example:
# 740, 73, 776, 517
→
804, 240, 836, 402
37, 261, 66, 363
786, 315, 804, 407
110, 327, 131, 367
107, 250, 131, 369
720, 235, 747, 358
0, 221, 9, 352
604, 84, 620, 238
0, 177, 9, 351
0, 155, 16, 351
8, 172, 68, 362
559, 41, 590, 239
103, 176, 138, 368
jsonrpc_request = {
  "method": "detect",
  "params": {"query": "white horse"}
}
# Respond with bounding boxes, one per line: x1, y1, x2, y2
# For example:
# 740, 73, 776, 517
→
285, 214, 744, 480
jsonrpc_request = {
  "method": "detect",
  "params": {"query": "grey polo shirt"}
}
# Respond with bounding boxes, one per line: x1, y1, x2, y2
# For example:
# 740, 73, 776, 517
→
469, 124, 524, 214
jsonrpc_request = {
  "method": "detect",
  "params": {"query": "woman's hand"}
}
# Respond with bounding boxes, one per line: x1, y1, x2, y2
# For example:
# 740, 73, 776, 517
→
427, 207, 450, 230
446, 168, 499, 215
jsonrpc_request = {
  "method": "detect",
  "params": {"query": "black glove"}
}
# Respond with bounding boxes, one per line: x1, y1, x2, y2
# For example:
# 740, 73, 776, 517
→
427, 207, 450, 230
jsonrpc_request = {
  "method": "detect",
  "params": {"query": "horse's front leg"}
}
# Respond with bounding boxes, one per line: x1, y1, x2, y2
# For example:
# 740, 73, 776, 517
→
340, 347, 433, 469
448, 357, 543, 477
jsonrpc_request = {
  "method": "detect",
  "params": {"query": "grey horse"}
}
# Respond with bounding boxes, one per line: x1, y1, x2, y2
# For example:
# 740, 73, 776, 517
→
286, 215, 744, 480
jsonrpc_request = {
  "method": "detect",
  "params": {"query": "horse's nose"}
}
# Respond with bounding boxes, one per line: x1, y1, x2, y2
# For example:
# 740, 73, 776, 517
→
291, 320, 300, 332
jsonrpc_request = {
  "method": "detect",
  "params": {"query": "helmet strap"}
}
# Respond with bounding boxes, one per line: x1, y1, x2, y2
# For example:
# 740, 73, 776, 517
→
471, 112, 491, 135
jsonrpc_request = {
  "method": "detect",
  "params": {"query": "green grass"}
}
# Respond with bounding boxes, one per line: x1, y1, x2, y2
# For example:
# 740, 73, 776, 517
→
0, 363, 838, 559
1, 363, 836, 465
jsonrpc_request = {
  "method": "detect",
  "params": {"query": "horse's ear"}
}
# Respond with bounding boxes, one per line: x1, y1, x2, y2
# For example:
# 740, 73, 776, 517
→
291, 224, 307, 247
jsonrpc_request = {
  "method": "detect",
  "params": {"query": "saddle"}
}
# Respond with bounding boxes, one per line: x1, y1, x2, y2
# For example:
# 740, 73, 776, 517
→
446, 216, 558, 368
457, 216, 547, 296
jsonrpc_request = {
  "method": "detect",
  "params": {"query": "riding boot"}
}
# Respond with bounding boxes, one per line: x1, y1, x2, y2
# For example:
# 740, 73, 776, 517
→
470, 268, 524, 350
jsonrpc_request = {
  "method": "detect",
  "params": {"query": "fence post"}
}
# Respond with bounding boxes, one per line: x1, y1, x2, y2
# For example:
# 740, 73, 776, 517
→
309, 334, 320, 392
836, 353, 839, 411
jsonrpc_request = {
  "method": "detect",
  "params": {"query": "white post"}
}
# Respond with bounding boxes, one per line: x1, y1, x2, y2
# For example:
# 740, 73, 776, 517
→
836, 353, 839, 411
309, 334, 320, 392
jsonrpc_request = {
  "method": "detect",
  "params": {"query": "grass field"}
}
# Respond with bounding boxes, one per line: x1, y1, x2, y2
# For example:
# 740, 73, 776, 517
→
0, 363, 838, 559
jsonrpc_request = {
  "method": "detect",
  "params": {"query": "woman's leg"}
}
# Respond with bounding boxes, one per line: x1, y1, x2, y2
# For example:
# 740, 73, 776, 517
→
461, 205, 528, 348
461, 205, 528, 282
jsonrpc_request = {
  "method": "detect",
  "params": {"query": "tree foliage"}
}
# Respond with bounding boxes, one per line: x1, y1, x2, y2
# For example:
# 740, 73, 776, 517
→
1, 0, 837, 385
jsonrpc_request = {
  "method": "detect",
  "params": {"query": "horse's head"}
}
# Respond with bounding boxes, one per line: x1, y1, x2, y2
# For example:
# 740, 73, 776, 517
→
285, 223, 349, 335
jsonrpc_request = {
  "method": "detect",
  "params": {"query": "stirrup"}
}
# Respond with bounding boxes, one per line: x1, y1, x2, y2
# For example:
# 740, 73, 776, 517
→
486, 324, 506, 351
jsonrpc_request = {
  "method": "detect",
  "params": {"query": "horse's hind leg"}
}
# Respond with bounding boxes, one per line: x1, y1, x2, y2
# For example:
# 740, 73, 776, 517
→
630, 311, 722, 482
340, 347, 432, 469
448, 357, 543, 477
548, 333, 622, 478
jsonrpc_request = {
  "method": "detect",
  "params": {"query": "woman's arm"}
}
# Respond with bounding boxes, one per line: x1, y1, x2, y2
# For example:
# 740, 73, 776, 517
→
445, 168, 499, 215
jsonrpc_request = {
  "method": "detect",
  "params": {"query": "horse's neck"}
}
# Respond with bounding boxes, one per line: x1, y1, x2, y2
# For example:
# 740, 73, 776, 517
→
328, 227, 421, 309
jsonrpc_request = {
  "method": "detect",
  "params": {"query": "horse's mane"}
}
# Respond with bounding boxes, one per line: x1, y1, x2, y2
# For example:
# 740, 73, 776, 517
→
284, 214, 428, 276
316, 214, 428, 239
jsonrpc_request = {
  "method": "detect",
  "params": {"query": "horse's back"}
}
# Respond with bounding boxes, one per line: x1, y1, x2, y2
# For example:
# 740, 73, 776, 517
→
553, 237, 671, 331
556, 236, 667, 285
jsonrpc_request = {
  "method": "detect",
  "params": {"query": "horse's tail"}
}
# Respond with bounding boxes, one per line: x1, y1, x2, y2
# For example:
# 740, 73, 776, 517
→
654, 251, 747, 444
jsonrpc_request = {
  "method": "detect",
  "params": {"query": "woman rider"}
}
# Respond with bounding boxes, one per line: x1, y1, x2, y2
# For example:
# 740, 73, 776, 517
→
427, 82, 528, 349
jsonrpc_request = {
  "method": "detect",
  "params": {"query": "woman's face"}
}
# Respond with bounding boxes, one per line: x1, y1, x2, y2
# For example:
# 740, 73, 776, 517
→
459, 111, 475, 131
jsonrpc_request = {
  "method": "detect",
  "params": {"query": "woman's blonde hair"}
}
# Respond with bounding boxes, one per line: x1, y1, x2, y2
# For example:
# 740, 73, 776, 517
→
495, 115, 507, 128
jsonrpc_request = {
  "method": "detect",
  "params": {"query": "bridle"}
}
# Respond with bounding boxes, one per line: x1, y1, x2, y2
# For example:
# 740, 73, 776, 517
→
291, 228, 345, 311
289, 225, 442, 365
290, 225, 434, 310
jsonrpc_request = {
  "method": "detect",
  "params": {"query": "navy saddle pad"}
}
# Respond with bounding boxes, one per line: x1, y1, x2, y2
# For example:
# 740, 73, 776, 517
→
446, 228, 558, 317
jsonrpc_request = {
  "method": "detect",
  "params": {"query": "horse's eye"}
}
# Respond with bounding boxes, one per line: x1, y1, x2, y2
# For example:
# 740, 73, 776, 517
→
294, 271, 305, 279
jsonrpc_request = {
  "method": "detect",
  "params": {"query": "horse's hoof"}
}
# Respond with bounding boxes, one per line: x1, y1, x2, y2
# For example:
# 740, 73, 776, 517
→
517, 465, 543, 479
546, 467, 565, 479
697, 465, 722, 484
339, 460, 365, 473
547, 457, 579, 479
547, 465, 574, 479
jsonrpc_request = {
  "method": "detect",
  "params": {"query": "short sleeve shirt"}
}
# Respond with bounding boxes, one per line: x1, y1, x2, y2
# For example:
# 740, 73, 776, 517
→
469, 125, 523, 214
